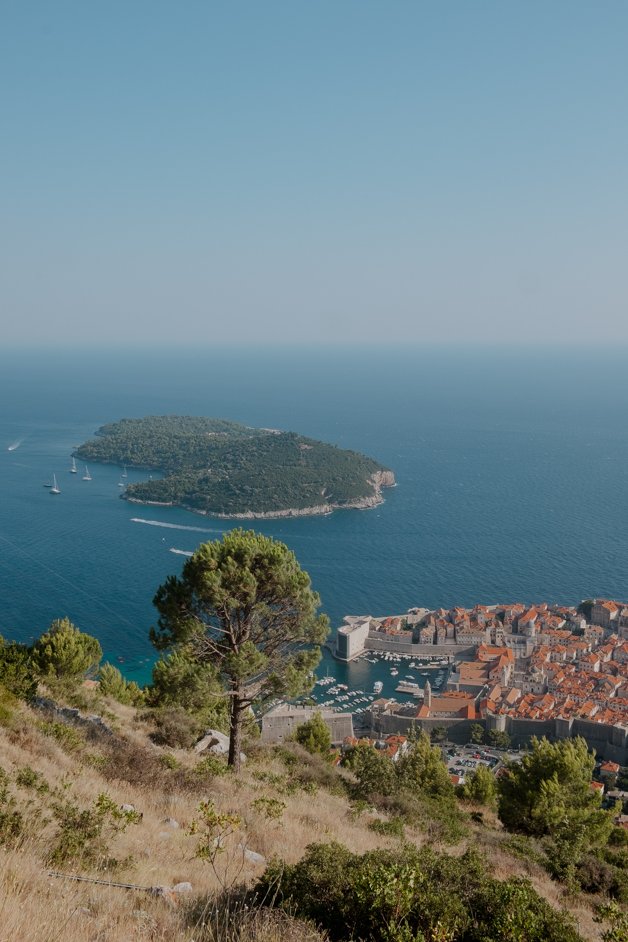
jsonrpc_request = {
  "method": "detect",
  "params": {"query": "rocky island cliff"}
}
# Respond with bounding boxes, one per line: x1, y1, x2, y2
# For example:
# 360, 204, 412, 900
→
75, 415, 395, 519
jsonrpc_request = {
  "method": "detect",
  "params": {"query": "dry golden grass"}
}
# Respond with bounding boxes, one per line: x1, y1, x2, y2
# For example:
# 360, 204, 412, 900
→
0, 698, 608, 941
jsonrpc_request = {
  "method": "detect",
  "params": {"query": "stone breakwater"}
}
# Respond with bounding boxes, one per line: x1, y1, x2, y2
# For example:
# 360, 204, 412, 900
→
124, 470, 396, 520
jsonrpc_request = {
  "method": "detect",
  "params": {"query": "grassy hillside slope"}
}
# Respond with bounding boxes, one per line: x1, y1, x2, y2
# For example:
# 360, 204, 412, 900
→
0, 689, 607, 942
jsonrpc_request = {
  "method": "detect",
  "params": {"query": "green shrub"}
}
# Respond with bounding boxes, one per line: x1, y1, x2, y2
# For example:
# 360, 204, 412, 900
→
459, 764, 498, 808
252, 796, 286, 823
145, 705, 204, 748
15, 766, 49, 792
0, 807, 24, 848
147, 649, 229, 730
609, 827, 628, 848
0, 685, 16, 726
0, 638, 37, 701
344, 744, 396, 800
293, 712, 331, 756
37, 720, 85, 752
195, 754, 229, 778
368, 816, 405, 839
98, 662, 144, 705
576, 854, 628, 901
47, 792, 141, 868
158, 752, 180, 770
256, 841, 584, 942
32, 618, 102, 683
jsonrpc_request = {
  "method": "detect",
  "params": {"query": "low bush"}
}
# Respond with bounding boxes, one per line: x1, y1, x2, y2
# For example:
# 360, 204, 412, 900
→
0, 806, 24, 848
368, 816, 404, 839
98, 662, 144, 705
0, 639, 37, 701
186, 893, 327, 942
15, 766, 49, 793
145, 705, 204, 748
0, 685, 16, 727
576, 854, 628, 901
195, 754, 230, 778
293, 712, 332, 756
37, 720, 85, 752
46, 792, 141, 869
275, 742, 343, 793
32, 617, 102, 684
256, 841, 584, 942
159, 752, 181, 770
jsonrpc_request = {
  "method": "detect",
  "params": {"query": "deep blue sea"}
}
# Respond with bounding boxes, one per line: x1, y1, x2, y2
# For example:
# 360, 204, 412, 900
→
1, 346, 628, 693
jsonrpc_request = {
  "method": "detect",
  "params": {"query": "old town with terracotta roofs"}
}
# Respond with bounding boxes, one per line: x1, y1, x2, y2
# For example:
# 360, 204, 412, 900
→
331, 598, 628, 766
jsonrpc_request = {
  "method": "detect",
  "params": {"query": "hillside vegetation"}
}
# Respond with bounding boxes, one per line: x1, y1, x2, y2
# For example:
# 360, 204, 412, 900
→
0, 688, 610, 942
74, 415, 394, 517
0, 625, 618, 942
1, 535, 625, 941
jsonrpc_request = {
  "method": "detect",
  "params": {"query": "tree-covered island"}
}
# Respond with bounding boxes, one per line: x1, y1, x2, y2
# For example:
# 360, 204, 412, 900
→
74, 415, 395, 518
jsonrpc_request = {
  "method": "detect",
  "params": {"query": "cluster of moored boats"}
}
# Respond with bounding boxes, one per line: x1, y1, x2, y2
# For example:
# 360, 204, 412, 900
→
303, 649, 452, 714
311, 677, 379, 714
44, 458, 130, 493
361, 651, 450, 689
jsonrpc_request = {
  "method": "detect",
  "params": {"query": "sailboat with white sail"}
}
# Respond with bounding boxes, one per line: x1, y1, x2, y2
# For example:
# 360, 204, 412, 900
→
70, 456, 77, 473
82, 465, 91, 481
50, 474, 60, 495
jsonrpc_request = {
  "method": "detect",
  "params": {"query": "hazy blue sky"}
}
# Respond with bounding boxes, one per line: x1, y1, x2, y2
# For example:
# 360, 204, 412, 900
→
1, 1, 627, 346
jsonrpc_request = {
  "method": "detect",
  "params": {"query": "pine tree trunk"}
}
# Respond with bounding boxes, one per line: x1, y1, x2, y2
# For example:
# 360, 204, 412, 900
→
228, 692, 244, 772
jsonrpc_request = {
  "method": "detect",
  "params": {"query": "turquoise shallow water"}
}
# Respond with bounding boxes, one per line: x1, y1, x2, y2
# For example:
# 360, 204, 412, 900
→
1, 345, 627, 692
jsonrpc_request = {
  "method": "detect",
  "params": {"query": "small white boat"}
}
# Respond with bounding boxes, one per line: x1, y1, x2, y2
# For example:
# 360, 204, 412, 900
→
70, 457, 77, 473
82, 466, 91, 481
373, 680, 383, 694
121, 465, 128, 478
50, 474, 60, 495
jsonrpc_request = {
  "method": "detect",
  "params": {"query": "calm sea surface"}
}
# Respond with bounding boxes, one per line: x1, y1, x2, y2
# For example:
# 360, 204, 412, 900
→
1, 346, 627, 692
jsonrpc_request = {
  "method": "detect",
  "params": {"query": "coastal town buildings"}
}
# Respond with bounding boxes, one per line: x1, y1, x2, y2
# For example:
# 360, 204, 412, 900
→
335, 598, 628, 764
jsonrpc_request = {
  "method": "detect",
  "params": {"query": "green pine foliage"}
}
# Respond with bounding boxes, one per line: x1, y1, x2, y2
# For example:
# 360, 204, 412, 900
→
75, 415, 392, 515
146, 649, 230, 733
293, 712, 332, 756
152, 530, 329, 769
459, 765, 498, 808
498, 736, 612, 839
498, 736, 619, 887
344, 732, 467, 844
31, 617, 102, 682
0, 637, 37, 702
98, 663, 144, 706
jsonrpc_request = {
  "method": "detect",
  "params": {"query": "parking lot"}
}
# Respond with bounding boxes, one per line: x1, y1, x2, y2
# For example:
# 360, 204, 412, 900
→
441, 744, 519, 782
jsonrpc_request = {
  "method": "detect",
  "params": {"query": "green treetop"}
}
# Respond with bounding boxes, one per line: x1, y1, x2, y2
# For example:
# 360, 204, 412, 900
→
151, 529, 329, 770
32, 617, 102, 683
499, 736, 605, 835
460, 764, 497, 808
294, 711, 332, 755
396, 730, 455, 799
0, 637, 37, 701
498, 736, 616, 881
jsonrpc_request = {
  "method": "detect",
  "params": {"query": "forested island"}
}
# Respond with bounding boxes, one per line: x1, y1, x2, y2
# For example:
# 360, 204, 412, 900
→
75, 415, 395, 518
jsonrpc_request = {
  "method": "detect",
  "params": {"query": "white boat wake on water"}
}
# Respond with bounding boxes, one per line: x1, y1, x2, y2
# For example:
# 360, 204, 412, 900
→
169, 547, 194, 557
130, 517, 222, 534
7, 438, 24, 451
